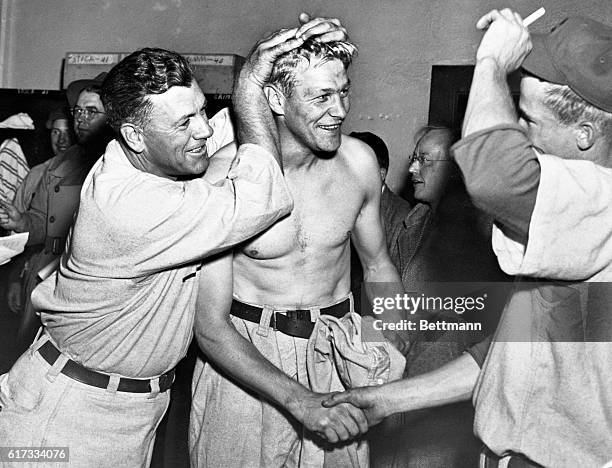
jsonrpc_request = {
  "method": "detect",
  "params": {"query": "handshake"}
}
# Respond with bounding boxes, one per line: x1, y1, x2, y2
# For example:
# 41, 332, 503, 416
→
293, 386, 389, 443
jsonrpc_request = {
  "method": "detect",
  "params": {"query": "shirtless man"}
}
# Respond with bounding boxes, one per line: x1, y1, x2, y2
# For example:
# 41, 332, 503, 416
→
189, 19, 409, 468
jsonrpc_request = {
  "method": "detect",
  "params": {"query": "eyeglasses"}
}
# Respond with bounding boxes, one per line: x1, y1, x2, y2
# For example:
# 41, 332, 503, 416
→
409, 149, 451, 166
70, 106, 106, 121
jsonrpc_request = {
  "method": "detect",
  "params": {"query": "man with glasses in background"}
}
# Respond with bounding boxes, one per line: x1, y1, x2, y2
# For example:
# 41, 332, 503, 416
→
0, 72, 113, 346
408, 126, 455, 210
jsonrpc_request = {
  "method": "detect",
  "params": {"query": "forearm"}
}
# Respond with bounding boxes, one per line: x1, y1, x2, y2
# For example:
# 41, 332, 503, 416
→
232, 72, 281, 167
195, 318, 310, 416
462, 57, 517, 137
363, 260, 414, 354
378, 352, 479, 416
194, 254, 307, 417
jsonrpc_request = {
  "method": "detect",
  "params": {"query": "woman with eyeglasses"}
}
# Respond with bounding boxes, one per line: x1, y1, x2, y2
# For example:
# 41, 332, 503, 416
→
0, 73, 113, 350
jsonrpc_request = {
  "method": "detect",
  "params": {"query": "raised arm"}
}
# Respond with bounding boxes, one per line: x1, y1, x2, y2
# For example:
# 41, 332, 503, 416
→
233, 29, 304, 166
455, 9, 539, 242
462, 8, 531, 137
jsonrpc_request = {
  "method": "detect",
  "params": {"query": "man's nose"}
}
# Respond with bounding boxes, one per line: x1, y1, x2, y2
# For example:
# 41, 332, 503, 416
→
329, 95, 348, 119
408, 160, 421, 175
193, 114, 213, 140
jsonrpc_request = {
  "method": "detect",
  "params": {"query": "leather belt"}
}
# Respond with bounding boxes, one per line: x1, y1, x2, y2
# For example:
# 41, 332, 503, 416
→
230, 298, 351, 339
38, 340, 175, 393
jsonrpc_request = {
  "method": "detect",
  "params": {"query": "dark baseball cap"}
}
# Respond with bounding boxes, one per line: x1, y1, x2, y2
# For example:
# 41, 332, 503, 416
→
66, 72, 107, 108
522, 16, 612, 113
45, 107, 70, 129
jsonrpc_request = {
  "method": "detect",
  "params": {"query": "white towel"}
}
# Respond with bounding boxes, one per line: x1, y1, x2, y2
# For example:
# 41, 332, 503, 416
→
0, 112, 35, 129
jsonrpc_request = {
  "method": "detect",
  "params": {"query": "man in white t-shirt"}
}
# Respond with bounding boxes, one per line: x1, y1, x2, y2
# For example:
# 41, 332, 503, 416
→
325, 10, 612, 468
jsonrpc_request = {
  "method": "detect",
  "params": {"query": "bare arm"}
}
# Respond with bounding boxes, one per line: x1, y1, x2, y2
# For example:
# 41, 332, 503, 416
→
194, 251, 368, 443
349, 141, 414, 354
323, 352, 480, 426
232, 29, 304, 166
462, 9, 532, 137
351, 160, 401, 285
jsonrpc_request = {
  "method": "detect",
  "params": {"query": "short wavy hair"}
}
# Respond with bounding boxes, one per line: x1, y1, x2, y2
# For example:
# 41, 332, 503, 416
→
268, 38, 357, 97
544, 82, 612, 143
102, 47, 193, 132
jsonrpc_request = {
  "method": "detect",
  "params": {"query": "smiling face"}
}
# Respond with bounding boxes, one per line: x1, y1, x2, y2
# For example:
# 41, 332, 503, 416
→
518, 75, 577, 159
140, 80, 213, 178
281, 59, 350, 154
50, 118, 73, 155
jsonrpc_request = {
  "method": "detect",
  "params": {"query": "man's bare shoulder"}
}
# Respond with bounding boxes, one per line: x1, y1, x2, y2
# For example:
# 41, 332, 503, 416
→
203, 142, 238, 183
338, 134, 381, 185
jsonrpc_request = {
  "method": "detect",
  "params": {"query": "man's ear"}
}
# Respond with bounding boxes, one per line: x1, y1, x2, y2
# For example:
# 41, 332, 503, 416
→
264, 84, 285, 116
576, 121, 596, 151
120, 123, 145, 153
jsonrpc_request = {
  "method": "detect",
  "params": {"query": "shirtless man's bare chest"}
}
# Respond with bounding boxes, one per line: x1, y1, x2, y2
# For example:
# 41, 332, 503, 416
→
235, 151, 365, 307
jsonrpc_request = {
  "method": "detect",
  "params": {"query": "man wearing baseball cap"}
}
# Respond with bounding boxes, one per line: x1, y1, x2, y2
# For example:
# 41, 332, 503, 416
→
325, 10, 612, 467
0, 73, 113, 346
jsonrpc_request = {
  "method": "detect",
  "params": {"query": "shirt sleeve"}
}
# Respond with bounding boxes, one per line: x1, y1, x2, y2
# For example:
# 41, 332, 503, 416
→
492, 155, 612, 280
21, 172, 48, 246
98, 143, 293, 275
452, 124, 540, 243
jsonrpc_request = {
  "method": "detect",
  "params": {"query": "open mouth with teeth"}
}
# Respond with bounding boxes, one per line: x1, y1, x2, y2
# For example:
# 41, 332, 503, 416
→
318, 123, 342, 131
186, 144, 207, 156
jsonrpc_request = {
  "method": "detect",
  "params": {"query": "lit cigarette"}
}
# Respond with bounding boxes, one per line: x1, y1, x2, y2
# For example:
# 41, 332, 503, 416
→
523, 7, 545, 27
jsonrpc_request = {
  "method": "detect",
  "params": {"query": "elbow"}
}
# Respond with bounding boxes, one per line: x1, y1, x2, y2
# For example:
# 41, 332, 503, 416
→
193, 318, 222, 353
193, 313, 233, 355
194, 323, 227, 354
